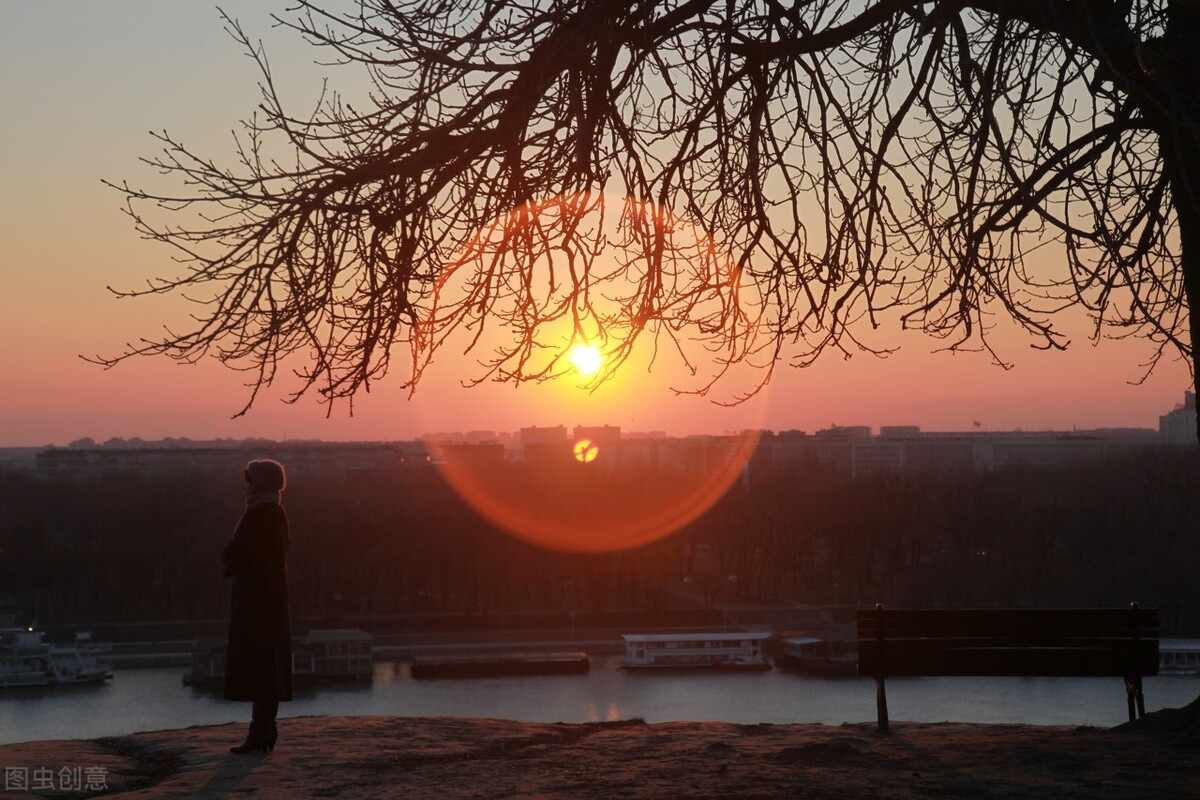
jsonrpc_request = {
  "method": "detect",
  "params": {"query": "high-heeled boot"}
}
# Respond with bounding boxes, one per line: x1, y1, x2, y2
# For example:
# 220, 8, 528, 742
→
230, 720, 276, 754
234, 698, 279, 754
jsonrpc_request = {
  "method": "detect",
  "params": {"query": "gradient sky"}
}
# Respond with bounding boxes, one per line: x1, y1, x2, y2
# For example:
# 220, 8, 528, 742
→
0, 1, 1191, 448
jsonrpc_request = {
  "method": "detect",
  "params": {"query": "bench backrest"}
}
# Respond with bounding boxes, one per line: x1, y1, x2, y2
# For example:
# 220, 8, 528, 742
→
857, 607, 1159, 678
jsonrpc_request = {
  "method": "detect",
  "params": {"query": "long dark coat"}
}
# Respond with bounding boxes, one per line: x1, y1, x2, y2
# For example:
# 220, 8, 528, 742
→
221, 502, 293, 702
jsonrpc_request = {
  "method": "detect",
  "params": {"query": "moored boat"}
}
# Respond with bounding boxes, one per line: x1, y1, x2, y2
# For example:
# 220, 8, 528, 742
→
1, 628, 112, 688
183, 628, 374, 687
1159, 639, 1200, 675
621, 631, 772, 670
0, 629, 49, 688
775, 635, 858, 675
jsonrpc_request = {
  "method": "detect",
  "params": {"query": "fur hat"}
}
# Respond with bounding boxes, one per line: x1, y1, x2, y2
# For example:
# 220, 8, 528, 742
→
244, 459, 287, 492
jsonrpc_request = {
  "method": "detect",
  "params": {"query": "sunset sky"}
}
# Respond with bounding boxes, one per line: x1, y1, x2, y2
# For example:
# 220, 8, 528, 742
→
0, 1, 1192, 448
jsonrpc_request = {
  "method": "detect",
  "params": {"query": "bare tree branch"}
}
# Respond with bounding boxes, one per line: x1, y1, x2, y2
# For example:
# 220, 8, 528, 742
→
94, 0, 1200, 419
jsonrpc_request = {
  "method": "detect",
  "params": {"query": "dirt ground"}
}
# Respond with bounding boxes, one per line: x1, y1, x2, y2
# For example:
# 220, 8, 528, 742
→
1, 715, 1197, 799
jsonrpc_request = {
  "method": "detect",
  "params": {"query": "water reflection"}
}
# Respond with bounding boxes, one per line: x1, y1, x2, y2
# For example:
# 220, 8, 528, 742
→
583, 701, 626, 723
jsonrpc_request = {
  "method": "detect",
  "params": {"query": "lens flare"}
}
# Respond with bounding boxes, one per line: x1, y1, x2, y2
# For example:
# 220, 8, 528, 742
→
432, 432, 760, 553
573, 439, 599, 463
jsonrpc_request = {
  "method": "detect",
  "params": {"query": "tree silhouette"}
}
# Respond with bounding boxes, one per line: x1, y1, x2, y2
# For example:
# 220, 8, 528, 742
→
99, 0, 1200, 425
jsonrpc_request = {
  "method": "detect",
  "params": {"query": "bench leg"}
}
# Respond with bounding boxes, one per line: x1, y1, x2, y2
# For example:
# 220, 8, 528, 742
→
876, 676, 890, 733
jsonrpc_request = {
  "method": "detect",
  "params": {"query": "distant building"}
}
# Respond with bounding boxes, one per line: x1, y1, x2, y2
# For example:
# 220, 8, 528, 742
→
756, 423, 1163, 477
431, 442, 506, 467
624, 430, 667, 440
814, 425, 872, 439
850, 440, 906, 474
573, 425, 621, 446
986, 433, 1103, 468
879, 425, 921, 437
1160, 391, 1197, 444
519, 425, 569, 446
0, 447, 42, 471
903, 435, 976, 473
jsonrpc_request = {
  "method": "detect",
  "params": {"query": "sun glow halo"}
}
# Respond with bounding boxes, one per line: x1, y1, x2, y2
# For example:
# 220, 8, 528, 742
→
421, 192, 768, 553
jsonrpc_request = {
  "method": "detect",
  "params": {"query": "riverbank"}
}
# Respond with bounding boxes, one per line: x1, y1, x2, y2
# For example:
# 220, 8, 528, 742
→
1, 715, 1197, 799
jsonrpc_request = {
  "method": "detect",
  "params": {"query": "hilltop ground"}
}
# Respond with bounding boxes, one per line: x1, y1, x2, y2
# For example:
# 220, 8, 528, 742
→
1, 714, 1198, 799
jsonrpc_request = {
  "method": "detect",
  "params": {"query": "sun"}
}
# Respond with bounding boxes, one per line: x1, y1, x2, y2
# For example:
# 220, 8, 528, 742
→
567, 343, 603, 377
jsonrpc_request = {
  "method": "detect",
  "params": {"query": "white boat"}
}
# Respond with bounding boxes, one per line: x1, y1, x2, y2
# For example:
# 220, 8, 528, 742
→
0, 628, 112, 688
622, 631, 772, 670
1159, 639, 1200, 675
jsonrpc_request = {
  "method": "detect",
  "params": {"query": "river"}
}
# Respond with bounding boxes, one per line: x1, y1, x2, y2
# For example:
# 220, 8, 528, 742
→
2, 657, 1198, 745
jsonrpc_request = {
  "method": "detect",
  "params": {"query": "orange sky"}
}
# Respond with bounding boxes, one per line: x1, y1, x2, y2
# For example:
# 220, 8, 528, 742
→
0, 2, 1191, 448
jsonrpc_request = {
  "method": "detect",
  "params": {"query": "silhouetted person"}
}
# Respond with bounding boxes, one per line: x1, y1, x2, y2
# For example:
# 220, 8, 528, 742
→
222, 459, 293, 754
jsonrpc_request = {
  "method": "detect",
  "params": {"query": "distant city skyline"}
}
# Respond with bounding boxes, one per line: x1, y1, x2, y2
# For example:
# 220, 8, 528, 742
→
9, 417, 1190, 487
9, 387, 1193, 453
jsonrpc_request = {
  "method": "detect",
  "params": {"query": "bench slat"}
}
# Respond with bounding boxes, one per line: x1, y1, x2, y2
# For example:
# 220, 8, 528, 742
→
857, 608, 1158, 640
858, 640, 1160, 677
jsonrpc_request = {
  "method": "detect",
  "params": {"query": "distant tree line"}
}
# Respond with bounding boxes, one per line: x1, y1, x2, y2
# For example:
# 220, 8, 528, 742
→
1, 449, 1197, 635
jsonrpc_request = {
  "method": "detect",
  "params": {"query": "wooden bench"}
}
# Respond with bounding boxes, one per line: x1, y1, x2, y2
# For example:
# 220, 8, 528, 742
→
857, 604, 1159, 732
